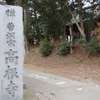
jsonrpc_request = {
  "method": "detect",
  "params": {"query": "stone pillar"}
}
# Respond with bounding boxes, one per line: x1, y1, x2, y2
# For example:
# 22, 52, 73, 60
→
0, 5, 24, 100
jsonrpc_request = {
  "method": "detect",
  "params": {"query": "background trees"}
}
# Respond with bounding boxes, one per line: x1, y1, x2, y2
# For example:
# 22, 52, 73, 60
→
5, 0, 16, 5
5, 0, 100, 46
14, 0, 72, 43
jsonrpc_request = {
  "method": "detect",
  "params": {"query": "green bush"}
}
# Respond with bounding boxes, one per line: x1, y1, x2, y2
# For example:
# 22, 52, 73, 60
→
39, 39, 52, 56
84, 41, 100, 53
75, 39, 88, 51
57, 42, 70, 55
77, 39, 88, 44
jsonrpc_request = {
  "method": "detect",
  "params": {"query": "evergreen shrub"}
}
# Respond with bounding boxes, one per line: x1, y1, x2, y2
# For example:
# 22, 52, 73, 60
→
57, 42, 70, 55
39, 39, 52, 56
84, 41, 100, 53
77, 39, 87, 44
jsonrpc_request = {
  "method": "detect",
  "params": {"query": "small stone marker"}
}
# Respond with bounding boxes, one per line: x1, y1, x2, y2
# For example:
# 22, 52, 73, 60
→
0, 5, 24, 100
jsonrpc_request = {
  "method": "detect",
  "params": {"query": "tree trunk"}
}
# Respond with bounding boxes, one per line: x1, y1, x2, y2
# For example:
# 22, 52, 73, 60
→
63, 20, 66, 42
24, 9, 26, 25
69, 26, 73, 54
23, 0, 29, 55
78, 0, 85, 37
63, 7, 67, 42
24, 37, 28, 55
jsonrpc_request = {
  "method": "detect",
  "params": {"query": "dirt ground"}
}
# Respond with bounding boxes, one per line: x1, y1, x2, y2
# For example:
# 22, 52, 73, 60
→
24, 42, 100, 85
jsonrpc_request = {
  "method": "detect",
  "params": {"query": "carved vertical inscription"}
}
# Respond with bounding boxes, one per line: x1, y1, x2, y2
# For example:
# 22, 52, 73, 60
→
4, 8, 19, 97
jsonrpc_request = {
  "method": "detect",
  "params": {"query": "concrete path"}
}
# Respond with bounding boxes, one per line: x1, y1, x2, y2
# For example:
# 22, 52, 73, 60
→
23, 68, 100, 100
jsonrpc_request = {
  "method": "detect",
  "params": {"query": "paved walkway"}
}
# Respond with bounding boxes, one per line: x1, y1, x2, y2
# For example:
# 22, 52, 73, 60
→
23, 68, 100, 100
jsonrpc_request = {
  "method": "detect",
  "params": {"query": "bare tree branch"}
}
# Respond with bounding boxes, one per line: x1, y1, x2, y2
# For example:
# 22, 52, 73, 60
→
57, 0, 86, 39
